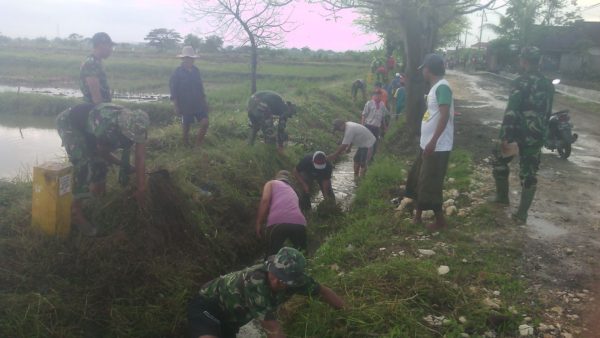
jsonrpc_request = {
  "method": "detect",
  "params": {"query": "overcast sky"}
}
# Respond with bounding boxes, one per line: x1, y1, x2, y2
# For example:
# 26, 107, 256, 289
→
0, 0, 599, 51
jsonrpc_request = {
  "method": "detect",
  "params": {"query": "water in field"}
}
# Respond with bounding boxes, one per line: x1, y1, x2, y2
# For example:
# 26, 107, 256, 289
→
0, 115, 65, 179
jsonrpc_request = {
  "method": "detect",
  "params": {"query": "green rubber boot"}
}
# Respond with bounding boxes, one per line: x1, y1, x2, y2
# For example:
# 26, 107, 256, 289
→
488, 177, 510, 205
512, 186, 536, 224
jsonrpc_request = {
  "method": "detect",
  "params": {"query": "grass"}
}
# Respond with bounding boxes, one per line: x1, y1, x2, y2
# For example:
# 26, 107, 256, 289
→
281, 128, 536, 337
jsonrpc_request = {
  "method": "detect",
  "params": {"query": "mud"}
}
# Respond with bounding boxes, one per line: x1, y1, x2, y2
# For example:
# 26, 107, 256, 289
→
448, 70, 600, 336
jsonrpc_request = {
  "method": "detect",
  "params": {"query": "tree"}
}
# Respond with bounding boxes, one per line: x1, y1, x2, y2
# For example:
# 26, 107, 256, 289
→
315, 0, 497, 133
144, 28, 183, 52
184, 0, 294, 94
184, 33, 203, 50
202, 35, 224, 52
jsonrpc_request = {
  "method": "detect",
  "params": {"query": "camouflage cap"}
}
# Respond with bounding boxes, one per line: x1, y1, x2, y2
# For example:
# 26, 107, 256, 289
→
520, 46, 541, 63
266, 247, 307, 286
117, 108, 149, 143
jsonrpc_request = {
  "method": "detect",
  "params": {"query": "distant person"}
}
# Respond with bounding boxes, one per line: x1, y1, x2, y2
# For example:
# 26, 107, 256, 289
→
169, 46, 210, 147
361, 90, 389, 157
403, 53, 454, 231
56, 103, 149, 236
80, 32, 115, 104
376, 65, 387, 83
490, 47, 554, 224
351, 79, 367, 101
187, 247, 345, 338
256, 171, 307, 256
373, 82, 388, 109
247, 91, 296, 153
386, 55, 396, 72
390, 73, 402, 93
329, 119, 376, 178
394, 75, 406, 119
294, 151, 335, 211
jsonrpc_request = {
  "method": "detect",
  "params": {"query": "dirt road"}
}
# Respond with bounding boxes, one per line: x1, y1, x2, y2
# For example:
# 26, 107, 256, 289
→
449, 70, 600, 337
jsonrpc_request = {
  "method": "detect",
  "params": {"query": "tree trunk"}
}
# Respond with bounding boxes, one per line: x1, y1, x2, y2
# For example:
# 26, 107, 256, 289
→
250, 41, 258, 95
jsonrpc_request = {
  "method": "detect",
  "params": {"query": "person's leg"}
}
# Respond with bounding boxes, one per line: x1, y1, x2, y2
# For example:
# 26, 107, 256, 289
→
262, 113, 276, 145
266, 224, 287, 257
187, 296, 224, 338
196, 116, 209, 147
288, 224, 308, 254
182, 115, 192, 146
353, 149, 363, 179
317, 177, 335, 200
276, 115, 288, 152
360, 146, 374, 176
418, 151, 450, 230
513, 145, 541, 223
365, 125, 380, 160
490, 147, 512, 205
299, 172, 314, 212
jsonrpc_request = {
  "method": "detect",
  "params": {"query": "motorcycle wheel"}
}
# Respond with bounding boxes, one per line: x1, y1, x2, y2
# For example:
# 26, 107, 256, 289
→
557, 143, 571, 159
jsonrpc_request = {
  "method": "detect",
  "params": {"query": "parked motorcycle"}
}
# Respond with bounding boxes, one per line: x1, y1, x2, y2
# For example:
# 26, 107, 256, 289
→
545, 109, 578, 159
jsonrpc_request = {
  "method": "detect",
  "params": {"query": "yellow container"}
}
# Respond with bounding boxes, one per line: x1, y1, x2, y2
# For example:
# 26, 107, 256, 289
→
31, 162, 73, 237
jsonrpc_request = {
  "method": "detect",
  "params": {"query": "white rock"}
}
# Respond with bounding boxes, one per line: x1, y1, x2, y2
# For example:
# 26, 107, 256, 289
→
493, 290, 501, 296
458, 210, 467, 217
443, 199, 456, 207
448, 177, 456, 184
438, 265, 450, 275
418, 249, 436, 256
459, 316, 467, 324
550, 306, 563, 315
395, 197, 414, 212
446, 206, 458, 216
422, 210, 435, 218
379, 247, 386, 251
562, 333, 573, 338
483, 297, 501, 309
519, 324, 534, 336
330, 264, 340, 271
524, 316, 532, 322
345, 244, 354, 252
538, 323, 550, 332
423, 315, 445, 326
462, 258, 468, 263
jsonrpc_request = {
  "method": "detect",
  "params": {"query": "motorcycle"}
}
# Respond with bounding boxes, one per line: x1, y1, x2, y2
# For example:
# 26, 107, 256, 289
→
544, 80, 578, 159
545, 109, 578, 159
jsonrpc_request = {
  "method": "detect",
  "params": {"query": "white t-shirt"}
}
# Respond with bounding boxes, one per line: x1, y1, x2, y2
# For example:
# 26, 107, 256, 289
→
420, 79, 454, 151
342, 122, 376, 148
362, 100, 389, 127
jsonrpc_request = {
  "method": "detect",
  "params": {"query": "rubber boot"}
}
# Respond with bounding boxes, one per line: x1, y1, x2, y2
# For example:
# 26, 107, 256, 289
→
488, 177, 510, 205
512, 186, 536, 224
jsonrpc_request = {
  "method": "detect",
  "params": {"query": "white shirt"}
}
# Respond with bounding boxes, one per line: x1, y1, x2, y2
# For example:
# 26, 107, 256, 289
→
342, 122, 376, 148
420, 79, 454, 151
362, 100, 388, 127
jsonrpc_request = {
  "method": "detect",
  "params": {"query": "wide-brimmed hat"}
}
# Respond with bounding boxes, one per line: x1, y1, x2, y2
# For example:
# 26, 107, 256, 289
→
177, 46, 199, 58
312, 151, 327, 170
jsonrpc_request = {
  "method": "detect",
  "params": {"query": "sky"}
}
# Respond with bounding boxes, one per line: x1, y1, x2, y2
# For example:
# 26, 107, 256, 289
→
0, 0, 379, 51
0, 0, 598, 51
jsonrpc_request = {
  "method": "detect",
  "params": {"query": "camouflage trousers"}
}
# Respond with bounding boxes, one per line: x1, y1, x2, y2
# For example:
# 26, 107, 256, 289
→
248, 108, 288, 147
492, 143, 541, 188
56, 110, 108, 199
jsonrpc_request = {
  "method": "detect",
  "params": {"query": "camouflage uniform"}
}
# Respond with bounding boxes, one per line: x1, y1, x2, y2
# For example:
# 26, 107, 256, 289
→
247, 91, 294, 147
189, 247, 319, 337
56, 103, 149, 198
493, 47, 554, 221
80, 55, 112, 103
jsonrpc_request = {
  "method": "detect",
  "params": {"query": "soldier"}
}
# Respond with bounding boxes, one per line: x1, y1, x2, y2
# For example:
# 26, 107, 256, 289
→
247, 91, 296, 153
351, 79, 366, 101
80, 32, 115, 104
187, 247, 345, 338
56, 103, 149, 236
491, 47, 554, 224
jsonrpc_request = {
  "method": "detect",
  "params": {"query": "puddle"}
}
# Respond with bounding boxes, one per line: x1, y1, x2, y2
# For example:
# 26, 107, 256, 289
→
448, 70, 508, 110
527, 215, 569, 240
0, 120, 65, 179
0, 84, 169, 103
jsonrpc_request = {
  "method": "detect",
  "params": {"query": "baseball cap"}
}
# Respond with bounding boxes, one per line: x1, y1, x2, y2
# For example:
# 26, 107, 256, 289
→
418, 53, 445, 76
266, 247, 307, 286
312, 151, 327, 170
92, 32, 116, 46
118, 108, 150, 143
395, 72, 401, 77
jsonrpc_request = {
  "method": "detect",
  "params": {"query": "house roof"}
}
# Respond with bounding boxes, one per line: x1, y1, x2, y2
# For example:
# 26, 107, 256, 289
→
536, 22, 600, 52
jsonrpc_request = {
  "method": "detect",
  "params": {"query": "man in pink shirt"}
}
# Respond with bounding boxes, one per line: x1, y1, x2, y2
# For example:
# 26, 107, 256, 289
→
256, 170, 307, 256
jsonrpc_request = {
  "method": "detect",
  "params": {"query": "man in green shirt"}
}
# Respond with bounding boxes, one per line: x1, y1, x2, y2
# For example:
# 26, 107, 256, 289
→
80, 32, 115, 104
247, 91, 296, 153
187, 247, 345, 338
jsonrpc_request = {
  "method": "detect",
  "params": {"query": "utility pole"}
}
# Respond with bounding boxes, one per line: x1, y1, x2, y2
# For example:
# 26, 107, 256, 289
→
478, 9, 487, 50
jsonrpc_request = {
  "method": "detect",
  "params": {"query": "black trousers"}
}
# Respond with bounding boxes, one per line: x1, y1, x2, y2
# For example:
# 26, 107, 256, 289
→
266, 223, 307, 256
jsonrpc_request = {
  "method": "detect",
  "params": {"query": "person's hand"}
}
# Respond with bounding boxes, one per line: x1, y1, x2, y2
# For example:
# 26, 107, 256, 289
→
326, 154, 336, 162
302, 183, 310, 194
423, 140, 436, 157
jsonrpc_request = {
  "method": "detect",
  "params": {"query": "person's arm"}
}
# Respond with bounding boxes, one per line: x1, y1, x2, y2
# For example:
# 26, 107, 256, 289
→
327, 144, 348, 162
260, 320, 285, 338
85, 77, 103, 104
134, 142, 146, 204
361, 102, 369, 125
319, 285, 346, 310
255, 181, 272, 238
169, 72, 182, 115
321, 179, 332, 198
423, 104, 450, 156
293, 168, 309, 193
96, 145, 122, 166
197, 74, 210, 113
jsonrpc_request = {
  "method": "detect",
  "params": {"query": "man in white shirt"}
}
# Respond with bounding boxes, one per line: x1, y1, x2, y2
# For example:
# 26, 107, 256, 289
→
404, 53, 454, 230
362, 90, 389, 158
328, 119, 376, 178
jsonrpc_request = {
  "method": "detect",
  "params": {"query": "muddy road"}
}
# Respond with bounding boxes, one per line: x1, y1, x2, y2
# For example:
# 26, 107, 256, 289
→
449, 70, 600, 337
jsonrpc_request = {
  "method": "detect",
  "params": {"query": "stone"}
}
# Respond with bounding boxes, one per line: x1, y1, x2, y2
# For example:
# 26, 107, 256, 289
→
458, 210, 467, 217
459, 316, 467, 324
379, 247, 386, 251
460, 334, 470, 338
565, 248, 574, 255
562, 333, 573, 338
519, 324, 534, 336
448, 177, 456, 184
423, 315, 445, 326
443, 199, 456, 207
418, 249, 436, 256
395, 197, 414, 212
483, 297, 501, 309
493, 290, 501, 296
422, 210, 435, 218
524, 317, 532, 322
438, 265, 450, 275
462, 258, 468, 263
330, 264, 340, 271
446, 206, 458, 216
538, 323, 550, 332
550, 306, 563, 315
345, 244, 354, 252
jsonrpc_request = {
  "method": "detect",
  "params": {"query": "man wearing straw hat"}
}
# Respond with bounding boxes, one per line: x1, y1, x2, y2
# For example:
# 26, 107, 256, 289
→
169, 46, 210, 147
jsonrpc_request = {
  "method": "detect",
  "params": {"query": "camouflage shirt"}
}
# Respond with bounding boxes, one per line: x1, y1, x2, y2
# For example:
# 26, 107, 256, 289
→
499, 70, 554, 147
198, 264, 320, 328
80, 55, 112, 103
248, 91, 289, 118
87, 104, 132, 151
